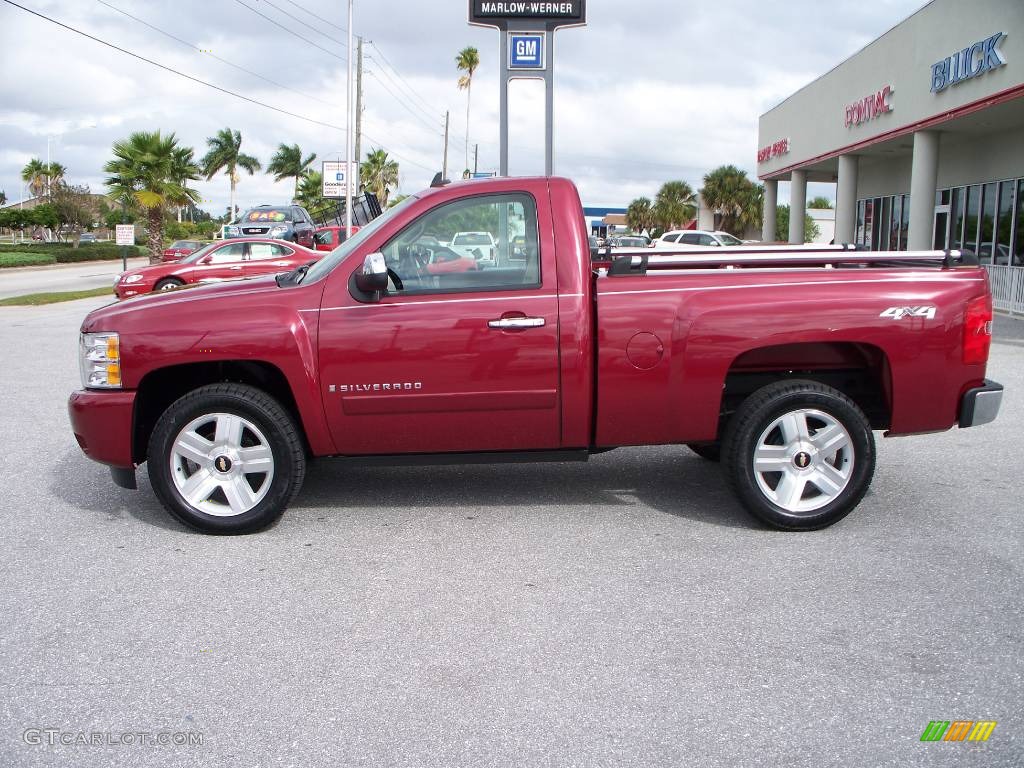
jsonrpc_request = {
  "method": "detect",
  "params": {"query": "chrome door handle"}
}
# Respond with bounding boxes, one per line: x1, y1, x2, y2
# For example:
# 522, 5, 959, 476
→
228, 265, 243, 270
488, 316, 545, 329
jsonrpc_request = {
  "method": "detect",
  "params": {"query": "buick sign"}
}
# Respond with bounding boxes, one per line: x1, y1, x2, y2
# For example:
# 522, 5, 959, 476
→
931, 32, 1006, 93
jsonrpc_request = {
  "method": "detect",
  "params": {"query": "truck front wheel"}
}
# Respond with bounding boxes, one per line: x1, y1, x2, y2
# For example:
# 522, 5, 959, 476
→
147, 384, 306, 534
722, 380, 875, 531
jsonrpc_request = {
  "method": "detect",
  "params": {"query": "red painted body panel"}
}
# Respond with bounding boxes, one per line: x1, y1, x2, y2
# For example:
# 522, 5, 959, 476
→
69, 176, 994, 476
68, 390, 136, 466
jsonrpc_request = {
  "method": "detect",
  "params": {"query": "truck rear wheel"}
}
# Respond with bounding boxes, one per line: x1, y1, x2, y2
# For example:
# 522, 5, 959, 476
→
147, 383, 305, 534
722, 380, 875, 531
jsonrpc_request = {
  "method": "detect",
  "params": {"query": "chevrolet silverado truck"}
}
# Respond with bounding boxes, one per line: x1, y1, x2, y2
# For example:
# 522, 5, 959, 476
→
69, 176, 1003, 534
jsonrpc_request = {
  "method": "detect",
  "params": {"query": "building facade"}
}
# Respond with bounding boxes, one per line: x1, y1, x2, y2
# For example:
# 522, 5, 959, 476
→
757, 0, 1023, 265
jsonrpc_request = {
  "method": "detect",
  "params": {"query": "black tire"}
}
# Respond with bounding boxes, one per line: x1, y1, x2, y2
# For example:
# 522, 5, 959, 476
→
154, 277, 185, 292
687, 442, 721, 462
147, 383, 306, 534
722, 380, 875, 531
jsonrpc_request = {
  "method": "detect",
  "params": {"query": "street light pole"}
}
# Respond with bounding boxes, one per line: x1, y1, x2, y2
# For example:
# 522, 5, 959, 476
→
344, 0, 353, 239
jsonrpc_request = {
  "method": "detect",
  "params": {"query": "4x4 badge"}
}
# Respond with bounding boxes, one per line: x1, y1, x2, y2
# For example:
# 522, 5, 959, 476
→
880, 306, 937, 320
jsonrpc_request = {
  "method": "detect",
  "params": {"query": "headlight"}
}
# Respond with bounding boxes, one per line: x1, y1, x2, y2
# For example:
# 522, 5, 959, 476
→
269, 225, 289, 237
79, 332, 121, 389
122, 274, 143, 284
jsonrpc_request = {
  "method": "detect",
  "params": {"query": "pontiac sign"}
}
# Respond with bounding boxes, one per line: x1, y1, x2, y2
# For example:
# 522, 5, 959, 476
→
845, 85, 893, 128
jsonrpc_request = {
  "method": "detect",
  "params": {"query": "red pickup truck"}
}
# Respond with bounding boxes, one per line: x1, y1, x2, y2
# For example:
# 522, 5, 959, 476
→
68, 176, 1003, 534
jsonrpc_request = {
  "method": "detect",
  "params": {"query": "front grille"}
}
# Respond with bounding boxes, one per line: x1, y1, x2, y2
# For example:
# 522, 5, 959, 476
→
243, 227, 268, 235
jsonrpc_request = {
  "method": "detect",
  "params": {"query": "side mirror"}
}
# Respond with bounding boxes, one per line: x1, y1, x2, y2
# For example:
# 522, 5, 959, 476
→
355, 252, 388, 294
199, 255, 213, 264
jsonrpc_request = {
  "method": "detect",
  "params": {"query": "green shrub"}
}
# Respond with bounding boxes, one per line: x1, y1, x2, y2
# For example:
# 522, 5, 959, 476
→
0, 243, 145, 261
0, 252, 57, 268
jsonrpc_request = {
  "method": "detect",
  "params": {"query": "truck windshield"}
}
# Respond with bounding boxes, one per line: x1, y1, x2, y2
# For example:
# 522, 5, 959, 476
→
301, 196, 418, 284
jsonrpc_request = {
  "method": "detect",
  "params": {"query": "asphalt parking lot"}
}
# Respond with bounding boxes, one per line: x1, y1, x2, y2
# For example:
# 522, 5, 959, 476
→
1, 297, 1021, 768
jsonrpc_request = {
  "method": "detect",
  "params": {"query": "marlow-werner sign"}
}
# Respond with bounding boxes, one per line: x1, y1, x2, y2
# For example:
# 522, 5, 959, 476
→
471, 0, 583, 23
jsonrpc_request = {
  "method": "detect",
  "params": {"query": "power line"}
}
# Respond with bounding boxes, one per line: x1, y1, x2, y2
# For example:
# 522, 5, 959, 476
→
252, 0, 345, 48
367, 41, 443, 123
365, 54, 444, 132
95, 0, 334, 107
229, 0, 344, 59
2, 0, 344, 130
278, 0, 345, 33
1, 0, 437, 177
365, 70, 443, 137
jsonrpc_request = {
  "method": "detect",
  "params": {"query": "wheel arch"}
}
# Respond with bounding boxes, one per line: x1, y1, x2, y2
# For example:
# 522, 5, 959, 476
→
132, 360, 306, 464
719, 341, 893, 436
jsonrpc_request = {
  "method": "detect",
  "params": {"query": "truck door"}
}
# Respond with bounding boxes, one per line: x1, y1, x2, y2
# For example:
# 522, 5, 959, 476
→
317, 191, 561, 454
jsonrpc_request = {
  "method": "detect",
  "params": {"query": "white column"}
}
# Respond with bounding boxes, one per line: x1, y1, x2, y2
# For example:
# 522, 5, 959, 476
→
835, 155, 859, 245
762, 179, 777, 242
907, 130, 939, 251
789, 169, 807, 244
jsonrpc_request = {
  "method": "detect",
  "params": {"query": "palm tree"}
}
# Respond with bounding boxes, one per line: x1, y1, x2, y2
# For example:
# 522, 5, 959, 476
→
170, 146, 201, 223
626, 197, 655, 235
267, 143, 317, 200
455, 46, 480, 173
296, 170, 324, 212
0, 190, 6, 206
104, 130, 201, 263
360, 149, 399, 207
200, 128, 261, 222
700, 165, 763, 236
45, 162, 66, 193
21, 159, 48, 199
653, 181, 697, 231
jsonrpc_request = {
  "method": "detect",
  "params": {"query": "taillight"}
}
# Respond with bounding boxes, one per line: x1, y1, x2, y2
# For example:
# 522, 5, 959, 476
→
962, 294, 992, 364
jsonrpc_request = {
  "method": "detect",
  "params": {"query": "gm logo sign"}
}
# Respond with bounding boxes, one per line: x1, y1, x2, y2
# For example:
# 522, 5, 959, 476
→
509, 32, 544, 69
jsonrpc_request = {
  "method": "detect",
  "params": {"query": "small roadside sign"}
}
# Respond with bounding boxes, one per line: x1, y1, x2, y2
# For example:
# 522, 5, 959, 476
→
115, 224, 134, 246
322, 160, 358, 199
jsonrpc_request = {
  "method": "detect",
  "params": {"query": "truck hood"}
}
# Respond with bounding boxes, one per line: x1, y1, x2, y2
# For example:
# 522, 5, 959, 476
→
82, 275, 283, 332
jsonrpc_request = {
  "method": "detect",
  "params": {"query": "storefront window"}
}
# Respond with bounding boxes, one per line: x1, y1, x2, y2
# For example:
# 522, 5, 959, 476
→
978, 183, 996, 263
1016, 179, 1024, 267
899, 194, 910, 251
856, 200, 865, 246
950, 187, 965, 251
996, 181, 1014, 266
864, 199, 874, 249
879, 197, 891, 250
963, 185, 980, 256
890, 196, 902, 250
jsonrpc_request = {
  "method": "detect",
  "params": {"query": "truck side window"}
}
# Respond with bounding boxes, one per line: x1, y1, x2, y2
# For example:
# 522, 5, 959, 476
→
380, 193, 540, 293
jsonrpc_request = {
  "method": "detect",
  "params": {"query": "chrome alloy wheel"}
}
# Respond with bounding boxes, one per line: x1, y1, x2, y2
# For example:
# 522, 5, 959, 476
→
169, 413, 275, 516
751, 408, 854, 514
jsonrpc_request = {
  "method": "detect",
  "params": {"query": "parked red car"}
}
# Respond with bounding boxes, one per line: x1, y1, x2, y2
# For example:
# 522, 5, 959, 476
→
313, 225, 360, 251
161, 240, 206, 262
114, 238, 318, 299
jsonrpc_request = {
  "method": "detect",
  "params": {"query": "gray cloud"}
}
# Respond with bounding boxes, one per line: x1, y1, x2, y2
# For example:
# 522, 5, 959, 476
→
0, 0, 925, 212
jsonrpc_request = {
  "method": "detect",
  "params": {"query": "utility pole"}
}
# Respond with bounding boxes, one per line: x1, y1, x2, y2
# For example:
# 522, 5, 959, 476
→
354, 36, 363, 172
344, 0, 353, 239
442, 111, 449, 180
473, 143, 478, 175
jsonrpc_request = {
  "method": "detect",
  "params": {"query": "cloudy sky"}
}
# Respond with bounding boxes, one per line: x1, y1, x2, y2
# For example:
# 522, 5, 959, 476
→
0, 0, 926, 215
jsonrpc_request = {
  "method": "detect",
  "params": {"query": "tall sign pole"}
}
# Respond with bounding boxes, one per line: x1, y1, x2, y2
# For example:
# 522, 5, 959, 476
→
469, 0, 586, 177
344, 0, 354, 238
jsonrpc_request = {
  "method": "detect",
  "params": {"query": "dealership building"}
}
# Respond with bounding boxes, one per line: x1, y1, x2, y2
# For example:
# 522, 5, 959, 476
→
757, 0, 1023, 264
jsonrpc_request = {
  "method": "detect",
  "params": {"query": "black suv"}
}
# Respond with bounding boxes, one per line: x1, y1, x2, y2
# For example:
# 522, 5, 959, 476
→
225, 205, 316, 249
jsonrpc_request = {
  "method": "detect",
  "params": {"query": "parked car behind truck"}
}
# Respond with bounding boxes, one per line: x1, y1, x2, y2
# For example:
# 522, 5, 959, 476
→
71, 176, 1002, 534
